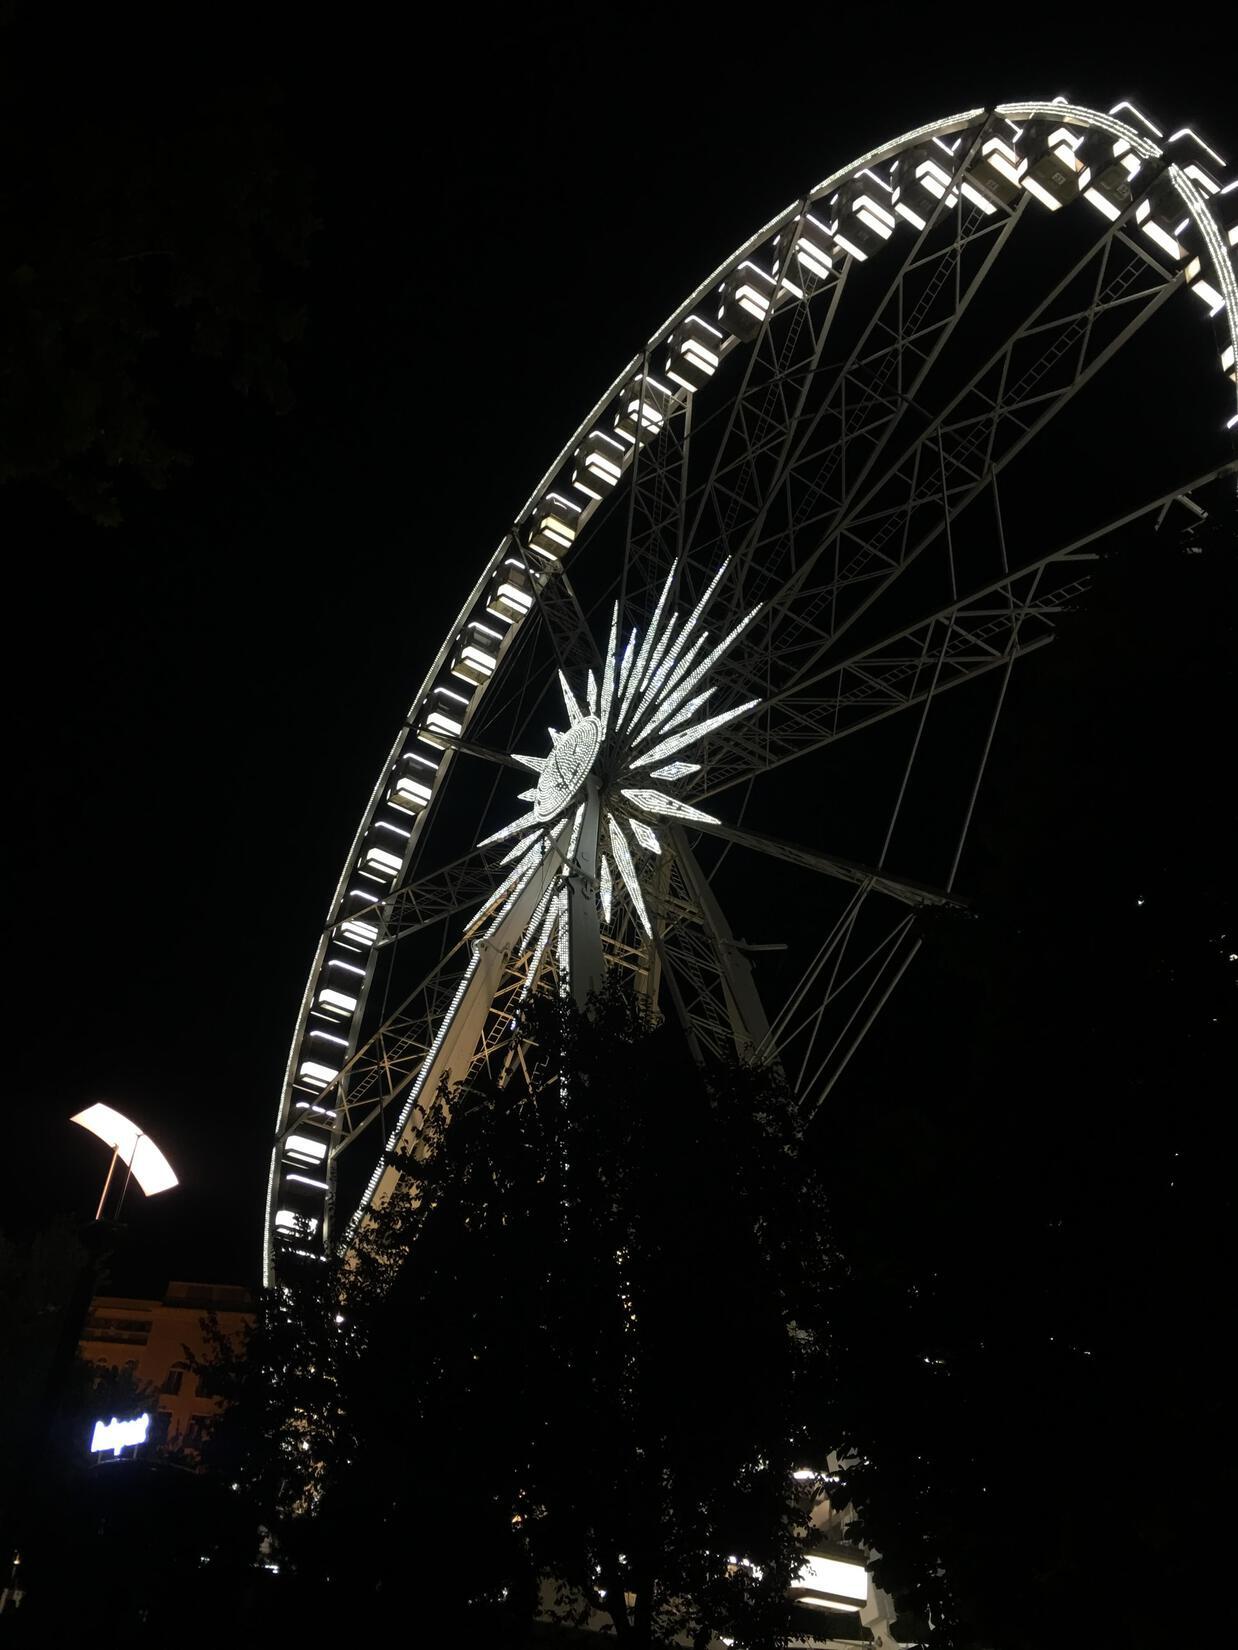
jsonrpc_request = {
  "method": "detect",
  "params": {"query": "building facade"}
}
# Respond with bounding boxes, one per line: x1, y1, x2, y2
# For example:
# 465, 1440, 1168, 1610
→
79, 1280, 253, 1456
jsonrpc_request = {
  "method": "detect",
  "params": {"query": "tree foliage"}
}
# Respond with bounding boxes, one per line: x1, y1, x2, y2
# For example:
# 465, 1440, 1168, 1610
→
210, 985, 839, 1646
194, 1247, 355, 1528
818, 529, 1238, 1648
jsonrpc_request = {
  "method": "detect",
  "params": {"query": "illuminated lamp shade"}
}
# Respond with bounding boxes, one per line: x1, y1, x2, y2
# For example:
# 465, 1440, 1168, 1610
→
1135, 175, 1189, 263
1019, 122, 1084, 211
791, 1548, 870, 1613
70, 1104, 178, 1197
450, 620, 503, 687
572, 430, 627, 498
828, 178, 898, 260
527, 491, 584, 560
1078, 133, 1142, 221
965, 125, 1025, 208
665, 315, 725, 391
486, 555, 541, 623
717, 261, 781, 341
613, 372, 676, 443
775, 211, 837, 282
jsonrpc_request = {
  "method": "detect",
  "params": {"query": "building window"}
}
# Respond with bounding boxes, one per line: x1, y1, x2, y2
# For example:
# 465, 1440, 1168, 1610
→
82, 1316, 153, 1346
161, 1362, 192, 1396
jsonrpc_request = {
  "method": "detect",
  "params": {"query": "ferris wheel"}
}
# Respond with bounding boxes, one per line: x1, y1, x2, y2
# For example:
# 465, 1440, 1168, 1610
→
263, 97, 1237, 1287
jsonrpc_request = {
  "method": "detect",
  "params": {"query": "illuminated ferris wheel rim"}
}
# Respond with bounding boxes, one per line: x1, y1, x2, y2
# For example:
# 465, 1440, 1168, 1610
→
518, 97, 1236, 514
263, 96, 1237, 1287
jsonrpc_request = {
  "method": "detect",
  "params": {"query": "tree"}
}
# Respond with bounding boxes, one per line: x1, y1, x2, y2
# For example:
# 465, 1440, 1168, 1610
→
221, 985, 841, 1646
816, 521, 1237, 1648
0, 1215, 110, 1574
194, 1242, 356, 1531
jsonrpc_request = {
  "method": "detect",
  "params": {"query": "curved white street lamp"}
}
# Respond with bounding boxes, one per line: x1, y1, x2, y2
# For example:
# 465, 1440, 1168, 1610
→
70, 1103, 178, 1219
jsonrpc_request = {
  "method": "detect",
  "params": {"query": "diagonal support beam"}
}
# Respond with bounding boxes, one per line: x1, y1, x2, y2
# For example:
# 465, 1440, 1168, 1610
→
683, 815, 964, 909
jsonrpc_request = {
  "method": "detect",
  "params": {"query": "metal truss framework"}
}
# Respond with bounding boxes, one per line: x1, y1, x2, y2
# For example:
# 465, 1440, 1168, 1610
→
263, 97, 1237, 1285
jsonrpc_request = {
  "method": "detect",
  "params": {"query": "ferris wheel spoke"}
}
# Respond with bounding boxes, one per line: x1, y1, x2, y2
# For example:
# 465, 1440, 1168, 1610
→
618, 362, 700, 632
436, 735, 533, 771
695, 575, 1069, 803
661, 132, 1023, 647
646, 259, 849, 626
787, 909, 922, 1112
328, 842, 505, 948
683, 139, 1028, 632
646, 832, 771, 1060
513, 542, 601, 686
722, 202, 1181, 708
328, 837, 568, 1204
695, 452, 1237, 805
675, 813, 962, 909
742, 871, 922, 1109
290, 939, 476, 1169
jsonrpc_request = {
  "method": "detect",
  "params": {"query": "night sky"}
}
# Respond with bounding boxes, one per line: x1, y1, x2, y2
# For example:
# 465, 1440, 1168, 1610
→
3, 15, 1234, 1297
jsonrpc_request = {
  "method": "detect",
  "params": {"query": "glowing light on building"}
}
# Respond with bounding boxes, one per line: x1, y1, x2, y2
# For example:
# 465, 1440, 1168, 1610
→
90, 1414, 150, 1456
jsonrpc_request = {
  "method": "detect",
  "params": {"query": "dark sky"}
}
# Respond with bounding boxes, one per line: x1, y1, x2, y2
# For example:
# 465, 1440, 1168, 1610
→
2, 14, 1234, 1296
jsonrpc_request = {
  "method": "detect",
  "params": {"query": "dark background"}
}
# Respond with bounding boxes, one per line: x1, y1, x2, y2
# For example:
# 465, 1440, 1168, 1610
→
1, 9, 1234, 1296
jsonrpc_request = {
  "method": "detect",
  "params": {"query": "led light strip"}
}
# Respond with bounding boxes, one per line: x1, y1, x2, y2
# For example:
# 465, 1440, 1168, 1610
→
607, 816, 651, 937
1169, 163, 1238, 438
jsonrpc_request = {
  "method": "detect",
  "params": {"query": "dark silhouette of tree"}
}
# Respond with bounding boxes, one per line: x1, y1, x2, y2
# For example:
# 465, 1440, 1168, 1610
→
193, 1240, 356, 1539
205, 985, 840, 1646
815, 522, 1237, 1648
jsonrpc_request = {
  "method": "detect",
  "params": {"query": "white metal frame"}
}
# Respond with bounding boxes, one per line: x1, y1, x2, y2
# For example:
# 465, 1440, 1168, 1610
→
264, 98, 1236, 1285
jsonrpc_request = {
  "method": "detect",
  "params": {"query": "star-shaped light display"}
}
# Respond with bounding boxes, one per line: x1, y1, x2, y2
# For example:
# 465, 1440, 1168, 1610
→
469, 559, 762, 996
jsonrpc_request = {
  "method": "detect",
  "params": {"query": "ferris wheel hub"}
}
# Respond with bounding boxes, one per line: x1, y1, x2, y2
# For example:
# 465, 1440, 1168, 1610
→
534, 716, 602, 822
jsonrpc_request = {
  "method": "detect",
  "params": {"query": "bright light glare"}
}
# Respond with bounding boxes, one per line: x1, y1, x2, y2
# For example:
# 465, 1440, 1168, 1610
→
70, 1104, 178, 1197
90, 1413, 150, 1456
794, 1552, 868, 1607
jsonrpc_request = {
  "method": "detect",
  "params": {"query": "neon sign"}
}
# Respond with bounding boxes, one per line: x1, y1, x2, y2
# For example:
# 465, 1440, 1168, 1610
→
90, 1413, 150, 1456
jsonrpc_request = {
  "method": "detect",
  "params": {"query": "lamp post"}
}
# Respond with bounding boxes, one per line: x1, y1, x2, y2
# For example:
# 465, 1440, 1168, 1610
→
70, 1103, 178, 1221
